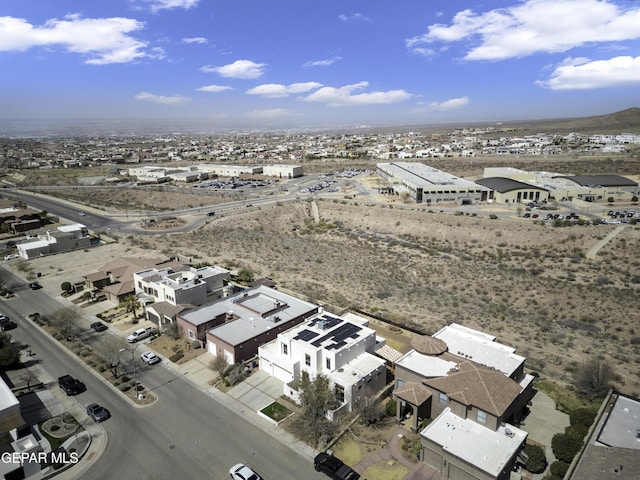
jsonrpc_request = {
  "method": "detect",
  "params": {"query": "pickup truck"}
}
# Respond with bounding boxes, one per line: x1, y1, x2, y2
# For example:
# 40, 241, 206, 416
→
314, 452, 360, 480
126, 327, 155, 343
58, 375, 86, 396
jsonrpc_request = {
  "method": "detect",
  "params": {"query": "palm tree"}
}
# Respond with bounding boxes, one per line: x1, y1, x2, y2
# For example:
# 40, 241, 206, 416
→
123, 295, 143, 320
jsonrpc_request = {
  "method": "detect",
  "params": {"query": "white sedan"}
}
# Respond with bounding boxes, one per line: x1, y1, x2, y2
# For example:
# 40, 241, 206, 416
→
229, 463, 262, 480
140, 351, 161, 365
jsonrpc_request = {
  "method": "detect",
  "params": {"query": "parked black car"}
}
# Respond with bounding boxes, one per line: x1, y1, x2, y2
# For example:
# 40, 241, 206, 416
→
58, 375, 86, 395
314, 452, 360, 480
0, 316, 17, 331
90, 321, 108, 332
28, 282, 42, 290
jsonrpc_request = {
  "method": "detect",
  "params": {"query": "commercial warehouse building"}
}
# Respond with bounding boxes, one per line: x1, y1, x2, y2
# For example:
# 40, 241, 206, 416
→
377, 162, 491, 205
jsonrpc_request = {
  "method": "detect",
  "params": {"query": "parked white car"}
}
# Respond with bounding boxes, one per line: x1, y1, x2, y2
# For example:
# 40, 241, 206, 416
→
140, 351, 161, 365
126, 327, 154, 343
229, 464, 262, 480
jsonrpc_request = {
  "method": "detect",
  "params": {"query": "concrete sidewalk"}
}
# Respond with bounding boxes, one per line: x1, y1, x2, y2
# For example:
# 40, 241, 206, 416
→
10, 352, 108, 480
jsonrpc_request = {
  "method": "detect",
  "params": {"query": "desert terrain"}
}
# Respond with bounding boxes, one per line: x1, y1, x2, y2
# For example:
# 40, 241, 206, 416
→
19, 180, 640, 398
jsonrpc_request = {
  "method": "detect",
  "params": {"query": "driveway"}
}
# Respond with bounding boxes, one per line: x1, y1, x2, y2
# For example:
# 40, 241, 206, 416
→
227, 370, 284, 411
521, 390, 570, 478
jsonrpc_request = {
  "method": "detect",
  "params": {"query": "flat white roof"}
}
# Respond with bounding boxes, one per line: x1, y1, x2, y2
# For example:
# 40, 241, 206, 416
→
279, 312, 374, 353
396, 349, 458, 377
378, 162, 485, 190
597, 394, 640, 450
433, 323, 524, 377
331, 352, 386, 387
188, 286, 318, 345
58, 223, 85, 232
422, 408, 527, 477
0, 377, 19, 412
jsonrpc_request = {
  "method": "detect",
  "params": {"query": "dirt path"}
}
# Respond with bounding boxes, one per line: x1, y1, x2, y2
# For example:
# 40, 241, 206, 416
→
586, 224, 627, 259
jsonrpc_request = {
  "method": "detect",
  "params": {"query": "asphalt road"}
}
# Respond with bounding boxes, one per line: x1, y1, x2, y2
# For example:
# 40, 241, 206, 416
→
1, 267, 318, 480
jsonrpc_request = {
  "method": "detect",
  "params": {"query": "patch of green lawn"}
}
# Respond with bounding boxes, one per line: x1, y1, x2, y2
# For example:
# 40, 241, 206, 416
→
260, 401, 292, 423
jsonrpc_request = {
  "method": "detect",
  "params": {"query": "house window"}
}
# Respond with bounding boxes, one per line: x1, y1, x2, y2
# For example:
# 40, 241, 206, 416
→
305, 354, 311, 366
281, 343, 288, 355
335, 384, 345, 403
188, 329, 195, 340
477, 410, 487, 424
439, 393, 448, 405
326, 358, 331, 370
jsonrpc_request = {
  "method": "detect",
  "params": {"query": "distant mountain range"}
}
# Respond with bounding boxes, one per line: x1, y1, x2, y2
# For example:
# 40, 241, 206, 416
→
475, 107, 640, 135
1, 108, 638, 138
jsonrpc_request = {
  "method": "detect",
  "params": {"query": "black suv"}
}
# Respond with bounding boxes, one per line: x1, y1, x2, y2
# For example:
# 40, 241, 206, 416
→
314, 452, 360, 480
58, 375, 86, 395
0, 315, 17, 331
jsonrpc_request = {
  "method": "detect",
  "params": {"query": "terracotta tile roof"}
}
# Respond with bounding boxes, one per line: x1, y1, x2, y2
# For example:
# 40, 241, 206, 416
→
425, 360, 522, 416
411, 335, 448, 356
394, 382, 432, 405
102, 280, 134, 297
147, 301, 189, 318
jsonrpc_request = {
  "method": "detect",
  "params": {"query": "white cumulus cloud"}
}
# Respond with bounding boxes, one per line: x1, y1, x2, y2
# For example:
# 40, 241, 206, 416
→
0, 14, 152, 64
427, 97, 470, 111
407, 0, 640, 61
246, 82, 323, 98
197, 84, 232, 93
303, 57, 342, 67
182, 37, 207, 44
201, 59, 266, 79
135, 92, 189, 104
338, 13, 372, 22
139, 0, 200, 13
302, 82, 411, 107
538, 56, 640, 90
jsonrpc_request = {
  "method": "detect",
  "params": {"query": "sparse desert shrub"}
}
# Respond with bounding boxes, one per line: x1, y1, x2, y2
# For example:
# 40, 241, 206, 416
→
169, 352, 184, 362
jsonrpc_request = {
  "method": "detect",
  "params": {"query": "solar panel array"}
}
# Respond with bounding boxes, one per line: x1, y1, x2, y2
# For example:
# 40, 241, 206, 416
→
292, 314, 363, 350
312, 322, 362, 350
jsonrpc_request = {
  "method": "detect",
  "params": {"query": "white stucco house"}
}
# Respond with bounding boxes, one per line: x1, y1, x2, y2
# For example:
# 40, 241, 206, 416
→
133, 265, 230, 307
16, 224, 91, 259
259, 311, 387, 419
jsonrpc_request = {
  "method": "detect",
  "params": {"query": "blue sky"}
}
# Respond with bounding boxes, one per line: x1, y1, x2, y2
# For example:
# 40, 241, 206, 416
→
1, 0, 640, 129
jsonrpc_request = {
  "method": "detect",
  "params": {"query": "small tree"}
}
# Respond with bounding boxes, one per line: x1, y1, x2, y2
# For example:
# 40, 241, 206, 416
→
164, 322, 183, 340
385, 398, 397, 417
574, 358, 613, 399
210, 354, 229, 380
523, 443, 547, 474
48, 307, 81, 339
93, 335, 128, 378
356, 400, 385, 426
61, 281, 72, 294
235, 268, 254, 284
0, 332, 20, 368
289, 373, 339, 448
552, 432, 583, 463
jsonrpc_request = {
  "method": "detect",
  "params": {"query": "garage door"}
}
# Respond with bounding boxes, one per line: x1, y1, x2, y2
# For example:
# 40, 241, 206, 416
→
422, 446, 442, 471
449, 463, 479, 480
